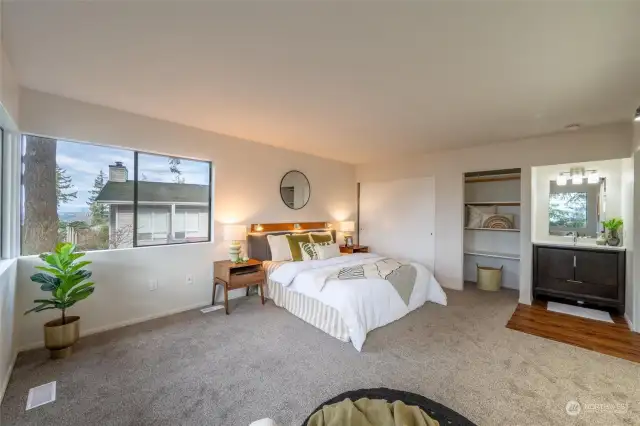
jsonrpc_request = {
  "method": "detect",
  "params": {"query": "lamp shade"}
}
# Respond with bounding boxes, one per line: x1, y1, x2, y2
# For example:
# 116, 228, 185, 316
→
339, 221, 355, 232
223, 225, 246, 241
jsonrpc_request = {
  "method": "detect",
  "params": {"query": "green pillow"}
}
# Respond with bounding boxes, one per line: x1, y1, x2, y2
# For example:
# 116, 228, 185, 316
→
286, 234, 312, 261
310, 233, 333, 243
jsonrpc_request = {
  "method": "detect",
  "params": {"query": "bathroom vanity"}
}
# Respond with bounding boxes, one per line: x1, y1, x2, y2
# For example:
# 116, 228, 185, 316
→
532, 243, 625, 314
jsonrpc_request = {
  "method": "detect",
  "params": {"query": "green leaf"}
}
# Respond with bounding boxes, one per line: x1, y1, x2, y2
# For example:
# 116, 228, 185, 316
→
33, 299, 56, 304
67, 288, 94, 302
44, 254, 63, 270
25, 302, 57, 315
68, 253, 85, 262
68, 281, 94, 295
68, 261, 91, 274
35, 266, 62, 275
30, 273, 61, 288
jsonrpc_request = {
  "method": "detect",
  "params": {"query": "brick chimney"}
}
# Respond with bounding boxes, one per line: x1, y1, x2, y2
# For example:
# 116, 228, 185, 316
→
108, 161, 128, 182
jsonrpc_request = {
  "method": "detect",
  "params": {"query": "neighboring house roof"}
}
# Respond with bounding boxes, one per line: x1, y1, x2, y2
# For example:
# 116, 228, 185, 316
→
95, 181, 209, 204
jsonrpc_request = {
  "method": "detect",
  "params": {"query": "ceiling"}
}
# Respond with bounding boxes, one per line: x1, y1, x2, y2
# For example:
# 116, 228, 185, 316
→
4, 1, 640, 164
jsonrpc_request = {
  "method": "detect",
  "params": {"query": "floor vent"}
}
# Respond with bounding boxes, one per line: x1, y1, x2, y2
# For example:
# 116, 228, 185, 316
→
201, 305, 224, 314
26, 381, 56, 410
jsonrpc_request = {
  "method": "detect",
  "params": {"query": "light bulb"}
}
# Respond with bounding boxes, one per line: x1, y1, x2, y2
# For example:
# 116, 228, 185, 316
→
587, 171, 600, 184
556, 174, 567, 186
571, 172, 583, 185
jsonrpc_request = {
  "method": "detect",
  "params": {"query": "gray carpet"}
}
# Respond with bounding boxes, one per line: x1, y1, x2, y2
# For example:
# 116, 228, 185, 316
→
2, 286, 639, 426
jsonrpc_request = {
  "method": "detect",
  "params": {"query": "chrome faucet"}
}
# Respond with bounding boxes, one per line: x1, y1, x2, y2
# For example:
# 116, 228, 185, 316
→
568, 231, 579, 245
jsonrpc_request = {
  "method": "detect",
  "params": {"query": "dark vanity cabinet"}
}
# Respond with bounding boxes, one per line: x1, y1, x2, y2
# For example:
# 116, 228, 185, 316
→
533, 244, 625, 313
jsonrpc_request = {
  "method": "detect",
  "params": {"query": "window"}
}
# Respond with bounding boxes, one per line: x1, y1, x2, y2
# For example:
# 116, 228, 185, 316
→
549, 192, 588, 229
134, 153, 211, 246
21, 135, 212, 255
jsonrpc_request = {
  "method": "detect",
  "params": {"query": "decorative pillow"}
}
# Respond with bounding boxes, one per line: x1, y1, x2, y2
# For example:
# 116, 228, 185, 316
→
300, 241, 332, 261
310, 232, 333, 243
267, 234, 292, 261
286, 234, 312, 261
316, 243, 341, 260
481, 213, 515, 229
467, 205, 497, 228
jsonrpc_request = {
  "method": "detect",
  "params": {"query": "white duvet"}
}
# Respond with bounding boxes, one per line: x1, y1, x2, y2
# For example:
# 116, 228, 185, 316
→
269, 253, 447, 351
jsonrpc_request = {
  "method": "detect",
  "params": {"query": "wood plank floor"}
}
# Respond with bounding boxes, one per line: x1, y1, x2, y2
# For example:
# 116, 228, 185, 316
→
506, 300, 640, 363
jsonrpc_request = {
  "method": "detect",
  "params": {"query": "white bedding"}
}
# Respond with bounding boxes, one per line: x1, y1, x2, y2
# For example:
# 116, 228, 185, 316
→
269, 253, 447, 351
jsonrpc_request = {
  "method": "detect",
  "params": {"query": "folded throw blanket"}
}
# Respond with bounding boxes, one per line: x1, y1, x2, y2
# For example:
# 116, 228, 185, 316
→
327, 258, 417, 306
308, 398, 439, 426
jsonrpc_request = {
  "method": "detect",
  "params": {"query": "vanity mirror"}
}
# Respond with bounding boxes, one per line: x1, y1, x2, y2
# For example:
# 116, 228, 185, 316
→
280, 170, 310, 210
548, 176, 605, 238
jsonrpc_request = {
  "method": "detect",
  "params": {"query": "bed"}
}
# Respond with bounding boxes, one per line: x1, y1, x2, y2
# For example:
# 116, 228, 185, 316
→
249, 230, 447, 351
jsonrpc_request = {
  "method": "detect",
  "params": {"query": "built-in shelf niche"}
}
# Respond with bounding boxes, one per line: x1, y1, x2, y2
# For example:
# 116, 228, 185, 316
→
463, 168, 522, 290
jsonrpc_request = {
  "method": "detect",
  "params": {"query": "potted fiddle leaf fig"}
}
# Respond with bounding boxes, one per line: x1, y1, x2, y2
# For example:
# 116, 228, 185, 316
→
25, 243, 95, 359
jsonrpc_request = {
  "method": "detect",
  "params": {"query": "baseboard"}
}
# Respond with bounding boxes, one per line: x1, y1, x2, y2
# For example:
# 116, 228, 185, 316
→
0, 350, 18, 404
624, 313, 635, 332
18, 301, 211, 352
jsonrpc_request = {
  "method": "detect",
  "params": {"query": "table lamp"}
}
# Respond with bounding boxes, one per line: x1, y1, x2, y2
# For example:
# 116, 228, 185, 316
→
339, 221, 355, 246
223, 225, 246, 262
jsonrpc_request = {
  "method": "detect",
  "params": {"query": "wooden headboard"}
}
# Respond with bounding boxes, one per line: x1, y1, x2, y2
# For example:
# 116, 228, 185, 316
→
247, 222, 335, 261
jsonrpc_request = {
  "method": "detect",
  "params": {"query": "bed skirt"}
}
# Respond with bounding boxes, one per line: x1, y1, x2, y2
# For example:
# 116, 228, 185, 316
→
263, 263, 350, 342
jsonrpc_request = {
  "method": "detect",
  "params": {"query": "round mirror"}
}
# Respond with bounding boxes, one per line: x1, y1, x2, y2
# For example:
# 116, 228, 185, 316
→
280, 170, 310, 210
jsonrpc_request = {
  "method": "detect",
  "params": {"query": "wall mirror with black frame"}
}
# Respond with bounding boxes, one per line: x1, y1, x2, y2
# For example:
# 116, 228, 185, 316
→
280, 170, 310, 210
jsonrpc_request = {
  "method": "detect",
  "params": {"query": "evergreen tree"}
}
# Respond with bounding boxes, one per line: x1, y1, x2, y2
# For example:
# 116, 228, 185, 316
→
56, 165, 78, 208
87, 170, 109, 225
168, 157, 185, 184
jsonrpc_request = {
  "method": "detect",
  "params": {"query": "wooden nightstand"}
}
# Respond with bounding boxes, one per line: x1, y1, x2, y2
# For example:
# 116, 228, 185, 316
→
339, 245, 369, 254
213, 259, 265, 315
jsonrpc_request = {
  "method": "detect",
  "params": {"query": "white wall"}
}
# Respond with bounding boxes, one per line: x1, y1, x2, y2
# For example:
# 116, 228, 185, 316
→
621, 157, 634, 326
0, 0, 19, 128
357, 122, 633, 305
532, 159, 623, 244
632, 120, 640, 331
15, 88, 356, 350
0, 260, 17, 401
0, 0, 21, 401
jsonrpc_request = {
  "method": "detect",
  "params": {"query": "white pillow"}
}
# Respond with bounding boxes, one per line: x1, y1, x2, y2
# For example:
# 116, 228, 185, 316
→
317, 243, 341, 260
300, 241, 331, 261
267, 234, 292, 261
466, 205, 497, 228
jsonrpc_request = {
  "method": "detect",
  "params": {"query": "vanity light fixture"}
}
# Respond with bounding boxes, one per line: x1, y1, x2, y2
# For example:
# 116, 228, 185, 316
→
587, 170, 600, 184
556, 173, 568, 186
254, 224, 264, 232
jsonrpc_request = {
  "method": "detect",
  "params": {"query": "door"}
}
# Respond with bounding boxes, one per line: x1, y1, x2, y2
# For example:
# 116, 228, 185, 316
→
359, 177, 435, 271
574, 250, 618, 287
537, 247, 575, 286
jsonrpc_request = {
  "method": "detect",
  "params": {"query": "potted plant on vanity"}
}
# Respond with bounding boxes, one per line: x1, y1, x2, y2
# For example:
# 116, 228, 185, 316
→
603, 217, 624, 247
25, 243, 95, 359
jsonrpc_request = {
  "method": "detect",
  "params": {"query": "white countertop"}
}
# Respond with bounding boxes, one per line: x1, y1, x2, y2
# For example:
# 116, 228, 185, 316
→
532, 240, 626, 251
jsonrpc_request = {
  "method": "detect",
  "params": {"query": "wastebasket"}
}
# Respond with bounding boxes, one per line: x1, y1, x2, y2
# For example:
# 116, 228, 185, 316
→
477, 264, 502, 291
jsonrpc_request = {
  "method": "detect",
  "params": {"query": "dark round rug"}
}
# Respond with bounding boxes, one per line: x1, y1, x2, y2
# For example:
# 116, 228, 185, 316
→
302, 388, 476, 426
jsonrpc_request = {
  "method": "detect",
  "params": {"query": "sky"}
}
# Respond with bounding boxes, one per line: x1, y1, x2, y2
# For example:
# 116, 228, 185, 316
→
55, 140, 210, 213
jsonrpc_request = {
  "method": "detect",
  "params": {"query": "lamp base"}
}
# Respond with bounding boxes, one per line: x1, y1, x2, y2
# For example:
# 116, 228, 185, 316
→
228, 242, 241, 262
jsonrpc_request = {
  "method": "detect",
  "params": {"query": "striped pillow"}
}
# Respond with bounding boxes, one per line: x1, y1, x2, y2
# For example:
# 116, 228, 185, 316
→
300, 241, 332, 261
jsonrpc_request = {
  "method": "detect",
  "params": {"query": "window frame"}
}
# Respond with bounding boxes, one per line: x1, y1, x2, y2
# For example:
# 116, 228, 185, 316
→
20, 134, 213, 254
